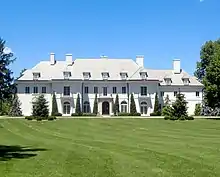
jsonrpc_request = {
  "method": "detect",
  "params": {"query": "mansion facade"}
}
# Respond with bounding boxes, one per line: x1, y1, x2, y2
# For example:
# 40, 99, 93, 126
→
16, 53, 203, 116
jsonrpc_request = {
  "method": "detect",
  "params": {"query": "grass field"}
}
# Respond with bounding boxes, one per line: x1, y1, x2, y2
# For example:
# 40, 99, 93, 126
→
1, 118, 220, 177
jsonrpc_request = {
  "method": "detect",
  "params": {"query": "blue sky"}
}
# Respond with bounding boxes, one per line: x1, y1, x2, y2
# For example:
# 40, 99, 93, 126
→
1, 0, 219, 77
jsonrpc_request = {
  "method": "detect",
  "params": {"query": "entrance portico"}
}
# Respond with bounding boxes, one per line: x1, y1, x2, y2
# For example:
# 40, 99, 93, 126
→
98, 96, 113, 115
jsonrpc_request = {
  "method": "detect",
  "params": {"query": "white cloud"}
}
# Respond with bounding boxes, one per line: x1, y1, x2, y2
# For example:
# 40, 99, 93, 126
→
3, 47, 12, 54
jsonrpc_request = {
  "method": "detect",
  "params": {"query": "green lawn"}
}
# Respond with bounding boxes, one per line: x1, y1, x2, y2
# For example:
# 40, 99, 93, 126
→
0, 118, 220, 177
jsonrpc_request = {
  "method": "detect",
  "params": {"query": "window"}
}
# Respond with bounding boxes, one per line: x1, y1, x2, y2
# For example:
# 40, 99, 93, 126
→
83, 72, 91, 80
196, 92, 200, 97
160, 91, 164, 97
64, 86, 70, 96
83, 101, 90, 113
183, 78, 189, 85
140, 102, 148, 115
120, 72, 128, 80
94, 87, 98, 94
42, 87, 46, 93
113, 87, 117, 94
84, 86, 89, 94
63, 102, 70, 114
103, 87, 107, 96
63, 71, 71, 79
121, 101, 127, 113
165, 78, 172, 85
33, 87, 38, 94
102, 72, 109, 80
33, 72, 40, 80
140, 72, 147, 80
25, 87, 30, 94
122, 87, 126, 94
174, 91, 177, 96
141, 86, 147, 96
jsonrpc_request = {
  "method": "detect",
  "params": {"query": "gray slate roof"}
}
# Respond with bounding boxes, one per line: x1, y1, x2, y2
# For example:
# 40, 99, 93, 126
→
18, 58, 203, 86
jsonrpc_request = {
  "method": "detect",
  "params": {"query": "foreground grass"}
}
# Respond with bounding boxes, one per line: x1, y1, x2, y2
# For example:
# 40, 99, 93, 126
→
0, 119, 220, 177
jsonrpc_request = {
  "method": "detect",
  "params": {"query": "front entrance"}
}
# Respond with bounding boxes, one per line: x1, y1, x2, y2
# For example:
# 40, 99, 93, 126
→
102, 101, 109, 115
140, 101, 148, 115
63, 102, 71, 115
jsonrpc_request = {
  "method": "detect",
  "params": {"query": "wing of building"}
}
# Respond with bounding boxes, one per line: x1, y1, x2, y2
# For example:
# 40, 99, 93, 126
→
16, 53, 203, 116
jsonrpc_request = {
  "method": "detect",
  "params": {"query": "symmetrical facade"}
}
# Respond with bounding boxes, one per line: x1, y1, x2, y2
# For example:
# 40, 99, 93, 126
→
16, 53, 203, 116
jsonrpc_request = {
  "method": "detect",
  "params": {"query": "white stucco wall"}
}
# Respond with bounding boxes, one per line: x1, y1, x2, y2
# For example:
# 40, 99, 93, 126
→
159, 86, 203, 115
17, 80, 203, 116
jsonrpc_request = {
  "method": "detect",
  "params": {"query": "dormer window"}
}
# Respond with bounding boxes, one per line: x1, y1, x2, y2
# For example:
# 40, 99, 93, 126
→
83, 72, 91, 80
164, 78, 172, 85
33, 72, 40, 80
182, 78, 190, 85
120, 72, 128, 80
140, 72, 147, 80
63, 71, 71, 79
102, 72, 109, 80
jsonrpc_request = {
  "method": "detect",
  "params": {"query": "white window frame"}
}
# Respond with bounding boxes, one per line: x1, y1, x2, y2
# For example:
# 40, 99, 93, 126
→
41, 87, 46, 94
102, 72, 109, 80
63, 71, 71, 79
25, 86, 30, 94
83, 101, 90, 113
121, 101, 127, 113
165, 78, 172, 85
63, 102, 71, 115
33, 86, 38, 94
140, 86, 147, 96
83, 72, 91, 80
140, 102, 148, 115
64, 86, 70, 96
33, 72, 40, 80
140, 72, 147, 80
183, 78, 189, 85
122, 87, 126, 94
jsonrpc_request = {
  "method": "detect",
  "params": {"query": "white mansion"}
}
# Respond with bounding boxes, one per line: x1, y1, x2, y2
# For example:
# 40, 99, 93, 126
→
16, 53, 203, 116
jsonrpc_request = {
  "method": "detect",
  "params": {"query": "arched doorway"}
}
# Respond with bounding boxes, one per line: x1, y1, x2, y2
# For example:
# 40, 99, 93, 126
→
63, 102, 71, 115
140, 101, 148, 115
102, 101, 109, 115
121, 101, 128, 113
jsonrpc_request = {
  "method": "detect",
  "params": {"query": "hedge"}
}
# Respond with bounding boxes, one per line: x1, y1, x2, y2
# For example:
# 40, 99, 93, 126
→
118, 112, 141, 116
25, 116, 57, 121
71, 113, 96, 117
150, 112, 161, 116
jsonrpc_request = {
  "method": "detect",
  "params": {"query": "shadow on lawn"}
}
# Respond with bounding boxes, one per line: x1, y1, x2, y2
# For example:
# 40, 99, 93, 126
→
0, 145, 47, 161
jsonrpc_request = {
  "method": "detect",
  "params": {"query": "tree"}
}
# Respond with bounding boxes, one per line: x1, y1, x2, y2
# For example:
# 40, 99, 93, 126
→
93, 94, 98, 115
51, 92, 59, 116
0, 38, 15, 113
114, 94, 119, 115
0, 100, 11, 115
9, 94, 22, 117
194, 40, 220, 81
32, 95, 49, 117
153, 92, 161, 115
171, 93, 188, 120
162, 95, 173, 117
194, 104, 201, 116
194, 39, 220, 108
130, 93, 137, 115
203, 51, 220, 108
75, 93, 82, 115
